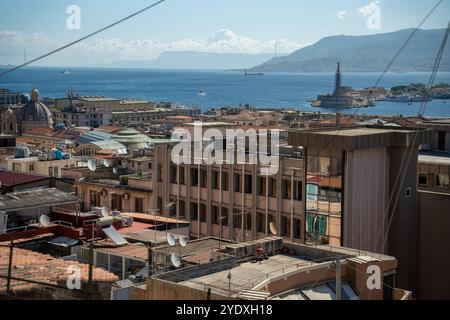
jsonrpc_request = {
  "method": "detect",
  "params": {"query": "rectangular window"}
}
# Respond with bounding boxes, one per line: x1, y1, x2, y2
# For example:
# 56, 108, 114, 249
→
221, 207, 229, 226
200, 169, 207, 187
234, 174, 242, 192
233, 214, 242, 229
179, 166, 185, 185
179, 200, 186, 218
244, 174, 253, 194
256, 213, 265, 233
294, 181, 303, 201
211, 205, 219, 225
48, 166, 54, 177
200, 204, 207, 222
245, 213, 252, 231
191, 168, 199, 186
134, 198, 144, 213
157, 164, 163, 182
212, 171, 219, 189
269, 178, 277, 197
222, 172, 229, 190
418, 173, 427, 186
190, 202, 198, 221
282, 179, 291, 199
170, 165, 177, 183
157, 197, 163, 213
435, 174, 449, 188
257, 177, 267, 195
12, 163, 21, 172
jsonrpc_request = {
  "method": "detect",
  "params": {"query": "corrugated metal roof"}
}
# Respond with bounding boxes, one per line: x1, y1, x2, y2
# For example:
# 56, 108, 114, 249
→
78, 131, 113, 144
0, 188, 78, 212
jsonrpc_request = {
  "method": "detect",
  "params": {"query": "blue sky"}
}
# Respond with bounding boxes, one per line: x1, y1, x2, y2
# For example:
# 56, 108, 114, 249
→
0, 0, 449, 66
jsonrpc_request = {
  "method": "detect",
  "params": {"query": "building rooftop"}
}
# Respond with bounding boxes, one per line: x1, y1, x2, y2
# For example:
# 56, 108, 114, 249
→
289, 125, 431, 151
0, 246, 118, 295
419, 153, 450, 165
0, 188, 78, 212
179, 254, 315, 297
0, 171, 48, 187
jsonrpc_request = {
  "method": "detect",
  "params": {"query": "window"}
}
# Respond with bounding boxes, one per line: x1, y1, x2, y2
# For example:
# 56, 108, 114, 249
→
269, 178, 277, 197
233, 213, 242, 229
212, 171, 219, 189
134, 198, 144, 213
257, 177, 267, 195
157, 197, 163, 213
157, 164, 163, 182
221, 207, 229, 226
245, 213, 252, 231
190, 202, 198, 220
256, 213, 265, 233
179, 200, 186, 218
211, 205, 219, 225
170, 165, 177, 183
294, 181, 302, 201
435, 174, 449, 188
282, 180, 291, 199
200, 169, 207, 187
200, 204, 207, 222
221, 172, 229, 190
179, 166, 185, 185
234, 174, 242, 192
418, 173, 427, 186
29, 164, 34, 172
48, 166, 54, 177
89, 190, 100, 208
281, 216, 290, 237
191, 168, 199, 186
293, 218, 302, 239
245, 175, 253, 194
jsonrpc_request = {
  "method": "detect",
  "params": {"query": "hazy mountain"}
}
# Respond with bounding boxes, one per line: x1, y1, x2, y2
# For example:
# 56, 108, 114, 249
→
96, 51, 278, 70
252, 28, 450, 72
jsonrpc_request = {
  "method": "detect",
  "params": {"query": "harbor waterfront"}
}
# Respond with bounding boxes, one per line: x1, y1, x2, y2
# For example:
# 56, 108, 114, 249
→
1, 67, 449, 117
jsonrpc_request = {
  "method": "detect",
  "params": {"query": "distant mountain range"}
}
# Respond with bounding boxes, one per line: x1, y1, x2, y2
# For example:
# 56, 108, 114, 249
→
96, 52, 278, 70
252, 28, 450, 72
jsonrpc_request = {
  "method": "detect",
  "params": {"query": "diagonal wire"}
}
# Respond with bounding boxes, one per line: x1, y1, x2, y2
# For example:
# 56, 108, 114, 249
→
0, 0, 166, 78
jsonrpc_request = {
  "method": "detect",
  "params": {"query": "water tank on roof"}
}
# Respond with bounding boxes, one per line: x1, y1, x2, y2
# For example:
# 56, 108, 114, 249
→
55, 123, 66, 130
53, 149, 64, 160
14, 147, 29, 159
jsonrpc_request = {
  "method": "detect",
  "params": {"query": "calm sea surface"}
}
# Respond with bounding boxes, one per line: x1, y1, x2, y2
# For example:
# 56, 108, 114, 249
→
1, 67, 449, 117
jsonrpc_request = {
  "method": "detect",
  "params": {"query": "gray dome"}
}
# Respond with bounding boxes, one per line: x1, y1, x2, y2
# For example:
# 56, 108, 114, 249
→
20, 89, 53, 123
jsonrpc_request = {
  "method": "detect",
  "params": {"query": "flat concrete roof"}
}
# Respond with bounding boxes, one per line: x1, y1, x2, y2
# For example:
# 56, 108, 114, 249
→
179, 254, 315, 296
419, 154, 450, 166
289, 126, 431, 151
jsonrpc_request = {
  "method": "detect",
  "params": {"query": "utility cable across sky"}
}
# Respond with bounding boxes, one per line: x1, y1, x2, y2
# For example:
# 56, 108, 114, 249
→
0, 0, 166, 78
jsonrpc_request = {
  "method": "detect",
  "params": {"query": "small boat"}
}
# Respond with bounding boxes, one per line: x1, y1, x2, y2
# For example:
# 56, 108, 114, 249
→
62, 70, 70, 75
198, 89, 207, 97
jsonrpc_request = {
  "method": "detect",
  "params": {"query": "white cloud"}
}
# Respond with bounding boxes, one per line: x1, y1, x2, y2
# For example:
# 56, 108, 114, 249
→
335, 11, 347, 20
0, 29, 304, 66
358, 1, 381, 17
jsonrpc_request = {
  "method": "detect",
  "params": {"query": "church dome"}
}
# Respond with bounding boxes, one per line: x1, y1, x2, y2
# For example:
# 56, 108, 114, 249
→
20, 89, 53, 124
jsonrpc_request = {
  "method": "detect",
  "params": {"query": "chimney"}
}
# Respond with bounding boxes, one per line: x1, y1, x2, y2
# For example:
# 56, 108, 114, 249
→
336, 113, 341, 127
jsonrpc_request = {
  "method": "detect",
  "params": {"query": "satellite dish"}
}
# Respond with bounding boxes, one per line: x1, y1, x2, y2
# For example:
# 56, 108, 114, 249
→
101, 206, 109, 217
269, 222, 277, 235
87, 159, 97, 172
179, 236, 189, 247
171, 253, 182, 268
103, 159, 111, 168
113, 167, 119, 175
39, 214, 51, 227
167, 233, 176, 247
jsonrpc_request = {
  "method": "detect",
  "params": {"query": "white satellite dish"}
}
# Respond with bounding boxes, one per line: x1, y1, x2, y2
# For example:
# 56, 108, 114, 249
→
101, 206, 109, 217
39, 214, 51, 227
113, 167, 119, 175
171, 253, 182, 268
87, 159, 97, 172
167, 233, 176, 247
103, 159, 111, 168
269, 222, 277, 235
179, 236, 189, 247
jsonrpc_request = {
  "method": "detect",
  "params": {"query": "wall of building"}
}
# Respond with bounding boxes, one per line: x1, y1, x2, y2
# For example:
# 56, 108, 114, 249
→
417, 190, 450, 299
343, 147, 389, 253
